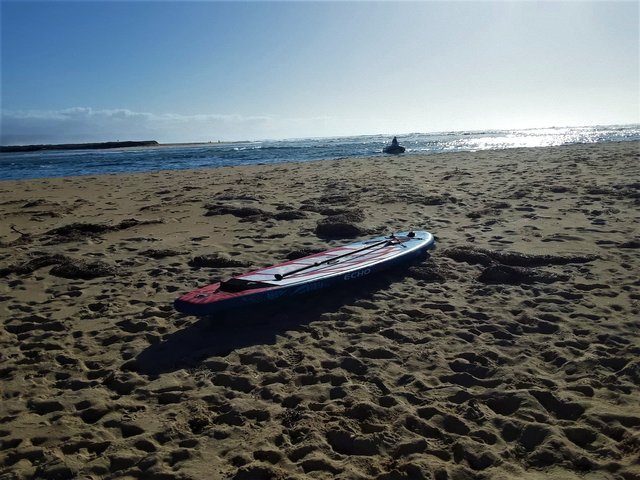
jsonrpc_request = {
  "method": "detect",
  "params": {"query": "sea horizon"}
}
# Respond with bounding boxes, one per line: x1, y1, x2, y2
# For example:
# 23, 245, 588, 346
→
3, 121, 639, 148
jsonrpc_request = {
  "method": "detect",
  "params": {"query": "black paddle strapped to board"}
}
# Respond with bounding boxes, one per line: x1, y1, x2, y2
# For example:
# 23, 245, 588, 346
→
273, 232, 415, 281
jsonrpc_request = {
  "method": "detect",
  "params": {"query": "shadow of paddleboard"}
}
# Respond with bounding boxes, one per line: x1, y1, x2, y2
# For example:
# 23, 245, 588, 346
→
132, 257, 429, 375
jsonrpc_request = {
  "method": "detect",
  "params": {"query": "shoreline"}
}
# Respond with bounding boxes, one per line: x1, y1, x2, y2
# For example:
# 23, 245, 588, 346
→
1, 125, 638, 182
1, 141, 638, 479
0, 139, 637, 184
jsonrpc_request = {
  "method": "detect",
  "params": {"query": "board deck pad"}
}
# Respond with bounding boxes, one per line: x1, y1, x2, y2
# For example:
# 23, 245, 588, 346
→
174, 230, 435, 316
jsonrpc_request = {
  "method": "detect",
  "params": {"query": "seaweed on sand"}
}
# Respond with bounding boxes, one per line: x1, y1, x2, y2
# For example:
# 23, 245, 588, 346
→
43, 218, 162, 244
1, 252, 115, 279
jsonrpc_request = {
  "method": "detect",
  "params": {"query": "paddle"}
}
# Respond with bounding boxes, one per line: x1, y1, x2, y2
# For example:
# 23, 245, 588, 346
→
273, 232, 415, 281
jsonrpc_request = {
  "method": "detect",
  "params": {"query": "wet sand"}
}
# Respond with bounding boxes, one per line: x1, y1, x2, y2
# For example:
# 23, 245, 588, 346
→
1, 141, 639, 479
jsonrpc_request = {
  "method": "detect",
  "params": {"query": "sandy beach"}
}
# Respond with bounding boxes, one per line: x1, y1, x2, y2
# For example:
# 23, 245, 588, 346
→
0, 141, 638, 480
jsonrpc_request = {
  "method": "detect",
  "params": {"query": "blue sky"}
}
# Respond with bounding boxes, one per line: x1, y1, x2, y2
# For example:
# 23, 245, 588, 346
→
1, 1, 638, 144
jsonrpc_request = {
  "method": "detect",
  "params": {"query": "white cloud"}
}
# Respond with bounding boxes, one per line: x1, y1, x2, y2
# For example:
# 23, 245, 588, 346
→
0, 107, 302, 145
0, 106, 392, 145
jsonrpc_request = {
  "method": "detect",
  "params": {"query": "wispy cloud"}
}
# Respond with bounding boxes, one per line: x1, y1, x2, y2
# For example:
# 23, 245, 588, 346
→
0, 107, 323, 145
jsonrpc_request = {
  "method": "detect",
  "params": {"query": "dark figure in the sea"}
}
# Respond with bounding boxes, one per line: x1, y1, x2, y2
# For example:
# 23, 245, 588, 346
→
383, 136, 405, 154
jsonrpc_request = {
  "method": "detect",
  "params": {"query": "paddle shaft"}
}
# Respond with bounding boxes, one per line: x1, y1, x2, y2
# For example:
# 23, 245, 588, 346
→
274, 236, 397, 281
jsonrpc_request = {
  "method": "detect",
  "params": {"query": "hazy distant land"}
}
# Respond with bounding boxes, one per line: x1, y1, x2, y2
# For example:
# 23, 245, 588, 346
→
0, 140, 159, 153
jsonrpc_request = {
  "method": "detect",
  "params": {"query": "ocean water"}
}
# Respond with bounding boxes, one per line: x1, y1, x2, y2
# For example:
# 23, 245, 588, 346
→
1, 124, 638, 181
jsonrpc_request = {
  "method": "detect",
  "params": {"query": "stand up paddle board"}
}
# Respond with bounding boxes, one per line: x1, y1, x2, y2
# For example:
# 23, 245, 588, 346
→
174, 230, 435, 316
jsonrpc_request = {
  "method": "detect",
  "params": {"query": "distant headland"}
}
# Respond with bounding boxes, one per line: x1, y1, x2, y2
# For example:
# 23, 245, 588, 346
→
0, 140, 159, 153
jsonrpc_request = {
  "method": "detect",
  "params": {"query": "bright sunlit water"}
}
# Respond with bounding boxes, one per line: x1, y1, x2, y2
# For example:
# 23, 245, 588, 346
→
1, 124, 638, 181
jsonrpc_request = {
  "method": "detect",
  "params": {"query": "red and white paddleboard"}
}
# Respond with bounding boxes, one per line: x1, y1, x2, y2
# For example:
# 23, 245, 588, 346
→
174, 230, 435, 316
